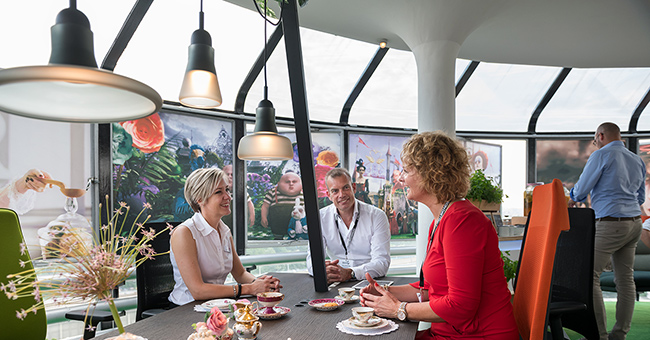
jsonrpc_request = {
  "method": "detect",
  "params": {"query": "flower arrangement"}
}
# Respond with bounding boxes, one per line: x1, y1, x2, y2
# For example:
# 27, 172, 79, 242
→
0, 197, 172, 335
188, 307, 234, 340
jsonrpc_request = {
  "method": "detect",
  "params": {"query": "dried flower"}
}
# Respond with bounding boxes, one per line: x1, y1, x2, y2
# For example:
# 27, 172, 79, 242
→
0, 196, 171, 334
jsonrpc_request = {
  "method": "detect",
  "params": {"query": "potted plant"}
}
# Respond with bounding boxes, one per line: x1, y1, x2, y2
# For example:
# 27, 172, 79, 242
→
466, 169, 505, 211
501, 250, 518, 295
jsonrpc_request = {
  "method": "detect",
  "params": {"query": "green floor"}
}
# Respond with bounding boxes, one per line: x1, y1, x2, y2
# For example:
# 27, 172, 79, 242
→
565, 300, 650, 339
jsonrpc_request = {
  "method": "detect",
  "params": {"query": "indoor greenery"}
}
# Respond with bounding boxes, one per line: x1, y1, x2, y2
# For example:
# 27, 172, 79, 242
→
501, 250, 518, 283
466, 169, 505, 204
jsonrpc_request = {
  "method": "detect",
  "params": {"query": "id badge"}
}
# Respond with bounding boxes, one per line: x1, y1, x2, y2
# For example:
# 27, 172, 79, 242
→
339, 259, 351, 268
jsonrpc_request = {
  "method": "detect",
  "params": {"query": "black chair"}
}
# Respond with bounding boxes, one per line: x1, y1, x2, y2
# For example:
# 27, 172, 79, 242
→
136, 221, 181, 321
548, 208, 599, 340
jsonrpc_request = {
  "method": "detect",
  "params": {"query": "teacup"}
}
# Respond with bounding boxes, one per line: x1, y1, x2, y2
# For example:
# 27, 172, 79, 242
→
257, 291, 284, 313
338, 287, 355, 300
351, 306, 374, 324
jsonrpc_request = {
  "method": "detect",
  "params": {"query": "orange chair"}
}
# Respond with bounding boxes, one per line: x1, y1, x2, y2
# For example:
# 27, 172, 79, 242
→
512, 179, 570, 340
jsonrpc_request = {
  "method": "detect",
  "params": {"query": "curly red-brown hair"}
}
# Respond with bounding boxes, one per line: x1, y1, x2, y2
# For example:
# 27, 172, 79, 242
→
401, 131, 470, 203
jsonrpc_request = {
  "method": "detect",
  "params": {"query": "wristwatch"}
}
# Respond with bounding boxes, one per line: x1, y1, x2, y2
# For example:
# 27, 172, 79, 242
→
349, 269, 357, 280
397, 302, 408, 321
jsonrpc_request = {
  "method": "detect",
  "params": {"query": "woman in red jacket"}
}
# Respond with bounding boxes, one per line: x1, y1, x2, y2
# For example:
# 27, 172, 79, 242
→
360, 131, 518, 339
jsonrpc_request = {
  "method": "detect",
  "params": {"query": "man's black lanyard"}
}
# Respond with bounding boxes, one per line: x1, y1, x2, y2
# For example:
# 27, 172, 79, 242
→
336, 213, 361, 259
419, 201, 451, 290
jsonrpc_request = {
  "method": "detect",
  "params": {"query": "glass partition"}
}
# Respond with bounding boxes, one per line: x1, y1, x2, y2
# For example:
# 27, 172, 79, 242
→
537, 68, 650, 132
112, 111, 234, 227
456, 62, 561, 132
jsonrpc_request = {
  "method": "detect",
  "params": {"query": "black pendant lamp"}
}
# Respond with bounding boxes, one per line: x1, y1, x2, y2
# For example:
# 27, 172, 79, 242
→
0, 0, 162, 123
179, 0, 222, 108
237, 0, 292, 161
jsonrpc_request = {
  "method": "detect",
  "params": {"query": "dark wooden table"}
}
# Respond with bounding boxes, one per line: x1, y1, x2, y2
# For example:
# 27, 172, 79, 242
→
95, 272, 419, 339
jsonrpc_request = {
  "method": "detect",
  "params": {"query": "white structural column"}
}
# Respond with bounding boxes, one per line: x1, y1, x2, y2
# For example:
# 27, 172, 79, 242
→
410, 40, 460, 269
395, 0, 508, 276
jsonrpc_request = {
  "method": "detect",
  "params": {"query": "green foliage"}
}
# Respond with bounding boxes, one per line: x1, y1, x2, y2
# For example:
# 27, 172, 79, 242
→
466, 169, 504, 204
501, 250, 518, 283
255, 0, 309, 19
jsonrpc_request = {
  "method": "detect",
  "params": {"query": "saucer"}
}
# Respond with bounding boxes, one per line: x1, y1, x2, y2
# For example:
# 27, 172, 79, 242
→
339, 295, 360, 304
349, 316, 382, 327
308, 298, 344, 311
252, 306, 290, 320
201, 298, 235, 311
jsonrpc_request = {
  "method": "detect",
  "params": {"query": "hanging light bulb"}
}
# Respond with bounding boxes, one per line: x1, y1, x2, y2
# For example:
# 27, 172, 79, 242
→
0, 0, 162, 123
237, 0, 292, 161
179, 0, 222, 108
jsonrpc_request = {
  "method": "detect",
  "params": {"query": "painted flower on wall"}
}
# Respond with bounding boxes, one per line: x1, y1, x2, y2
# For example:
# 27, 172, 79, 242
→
121, 113, 165, 153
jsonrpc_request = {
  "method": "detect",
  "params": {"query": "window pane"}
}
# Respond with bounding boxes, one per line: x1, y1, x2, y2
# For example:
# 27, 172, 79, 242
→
456, 63, 561, 132
472, 139, 526, 218
113, 111, 234, 225
640, 139, 650, 215
244, 129, 343, 243
634, 99, 650, 131
537, 68, 650, 132
348, 133, 417, 237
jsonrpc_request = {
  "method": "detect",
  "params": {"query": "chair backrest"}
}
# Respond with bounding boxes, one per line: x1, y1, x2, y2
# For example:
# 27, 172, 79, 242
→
551, 207, 598, 339
0, 209, 47, 340
512, 179, 570, 340
135, 221, 180, 321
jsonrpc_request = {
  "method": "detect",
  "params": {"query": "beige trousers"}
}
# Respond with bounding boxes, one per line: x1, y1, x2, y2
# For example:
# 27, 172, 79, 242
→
592, 218, 642, 340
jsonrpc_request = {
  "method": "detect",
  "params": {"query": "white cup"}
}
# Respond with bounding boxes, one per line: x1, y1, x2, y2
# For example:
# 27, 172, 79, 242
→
351, 307, 374, 324
338, 287, 355, 300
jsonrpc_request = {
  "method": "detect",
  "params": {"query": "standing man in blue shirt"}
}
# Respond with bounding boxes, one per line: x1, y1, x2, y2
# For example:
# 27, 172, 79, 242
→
569, 122, 646, 340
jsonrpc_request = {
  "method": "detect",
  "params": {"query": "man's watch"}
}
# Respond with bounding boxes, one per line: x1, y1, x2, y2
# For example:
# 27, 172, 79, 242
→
349, 269, 357, 280
397, 302, 408, 321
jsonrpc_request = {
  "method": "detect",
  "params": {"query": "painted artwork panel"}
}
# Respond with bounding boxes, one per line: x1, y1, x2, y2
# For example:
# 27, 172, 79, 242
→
246, 131, 342, 241
348, 133, 417, 238
536, 140, 596, 188
112, 111, 233, 224
464, 140, 503, 185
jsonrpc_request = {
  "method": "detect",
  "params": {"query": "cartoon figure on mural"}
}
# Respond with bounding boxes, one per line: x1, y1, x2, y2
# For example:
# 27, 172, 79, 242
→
354, 159, 372, 204
470, 150, 488, 172
260, 172, 305, 239
287, 197, 308, 240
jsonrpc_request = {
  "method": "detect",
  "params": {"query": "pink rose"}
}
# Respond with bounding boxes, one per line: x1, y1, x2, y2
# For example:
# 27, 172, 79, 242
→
207, 307, 228, 336
120, 113, 165, 153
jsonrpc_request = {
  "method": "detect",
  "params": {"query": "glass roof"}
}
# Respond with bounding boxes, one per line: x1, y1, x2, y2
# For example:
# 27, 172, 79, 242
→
537, 68, 650, 132
456, 62, 561, 132
2, 1, 650, 134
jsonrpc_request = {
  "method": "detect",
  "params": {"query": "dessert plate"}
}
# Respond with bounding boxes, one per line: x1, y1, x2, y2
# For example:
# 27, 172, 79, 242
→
337, 318, 398, 336
201, 298, 235, 311
308, 298, 344, 311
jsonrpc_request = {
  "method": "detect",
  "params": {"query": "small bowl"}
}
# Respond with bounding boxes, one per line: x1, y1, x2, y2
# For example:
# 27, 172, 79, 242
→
257, 291, 284, 308
308, 298, 344, 311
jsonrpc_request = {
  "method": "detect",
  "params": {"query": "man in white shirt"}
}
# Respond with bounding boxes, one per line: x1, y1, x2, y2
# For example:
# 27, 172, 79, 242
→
307, 168, 391, 283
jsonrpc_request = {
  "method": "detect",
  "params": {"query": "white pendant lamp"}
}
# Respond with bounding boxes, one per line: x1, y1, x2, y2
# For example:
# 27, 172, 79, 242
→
179, 0, 222, 108
0, 0, 162, 123
237, 0, 293, 161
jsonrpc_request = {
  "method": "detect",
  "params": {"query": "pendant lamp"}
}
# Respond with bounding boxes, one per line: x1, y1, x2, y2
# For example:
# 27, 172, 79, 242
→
0, 0, 162, 123
179, 0, 222, 108
237, 0, 293, 161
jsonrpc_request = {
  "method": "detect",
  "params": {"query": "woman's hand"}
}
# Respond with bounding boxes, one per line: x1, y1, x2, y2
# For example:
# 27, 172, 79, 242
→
359, 273, 381, 303
245, 275, 283, 295
360, 273, 400, 318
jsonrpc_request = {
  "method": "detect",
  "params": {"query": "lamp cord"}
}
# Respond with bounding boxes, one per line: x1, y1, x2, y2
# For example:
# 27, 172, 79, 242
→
263, 0, 268, 100
252, 0, 283, 26
199, 0, 204, 30
70, 0, 76, 9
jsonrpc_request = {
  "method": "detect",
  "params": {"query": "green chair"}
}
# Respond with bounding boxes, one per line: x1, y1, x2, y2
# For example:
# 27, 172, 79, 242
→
0, 208, 47, 340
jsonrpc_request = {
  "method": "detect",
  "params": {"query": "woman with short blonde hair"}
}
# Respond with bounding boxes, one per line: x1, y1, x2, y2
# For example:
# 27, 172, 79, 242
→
169, 168, 281, 306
